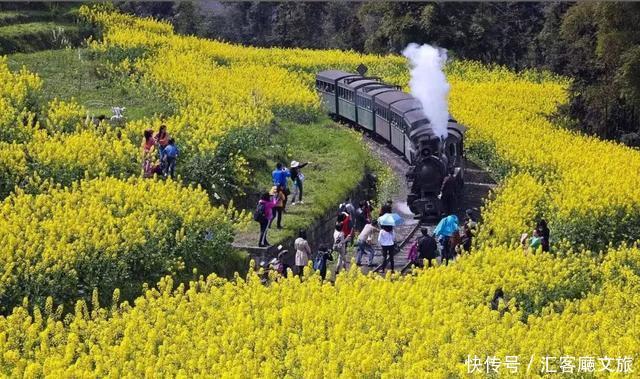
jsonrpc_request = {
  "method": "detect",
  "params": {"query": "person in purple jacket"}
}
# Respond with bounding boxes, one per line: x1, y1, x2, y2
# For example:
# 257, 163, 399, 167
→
257, 192, 277, 247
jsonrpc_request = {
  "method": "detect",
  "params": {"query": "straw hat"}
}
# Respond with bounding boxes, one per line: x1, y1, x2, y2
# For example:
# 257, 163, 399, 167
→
290, 160, 300, 168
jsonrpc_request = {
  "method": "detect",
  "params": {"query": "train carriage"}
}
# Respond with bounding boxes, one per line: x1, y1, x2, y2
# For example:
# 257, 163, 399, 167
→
339, 78, 382, 124
357, 86, 396, 132
390, 98, 422, 156
315, 70, 358, 114
374, 91, 413, 142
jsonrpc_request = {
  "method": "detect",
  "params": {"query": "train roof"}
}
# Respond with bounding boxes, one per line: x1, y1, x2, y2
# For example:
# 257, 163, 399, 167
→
362, 86, 397, 97
317, 70, 359, 82
338, 78, 380, 90
374, 91, 413, 106
404, 109, 429, 126
391, 98, 422, 114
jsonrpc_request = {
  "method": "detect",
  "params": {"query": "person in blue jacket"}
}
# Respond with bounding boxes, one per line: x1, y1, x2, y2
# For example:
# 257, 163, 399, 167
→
162, 138, 179, 179
272, 163, 291, 210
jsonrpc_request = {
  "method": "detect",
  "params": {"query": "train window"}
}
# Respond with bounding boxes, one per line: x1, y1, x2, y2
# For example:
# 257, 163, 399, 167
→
449, 143, 456, 157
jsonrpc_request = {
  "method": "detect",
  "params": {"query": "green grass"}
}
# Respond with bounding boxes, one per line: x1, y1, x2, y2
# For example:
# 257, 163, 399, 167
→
0, 11, 52, 26
235, 119, 370, 246
0, 21, 87, 54
8, 48, 175, 121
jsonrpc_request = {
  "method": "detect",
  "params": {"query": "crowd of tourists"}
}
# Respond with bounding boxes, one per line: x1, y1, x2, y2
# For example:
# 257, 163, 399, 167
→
141, 124, 179, 179
254, 161, 552, 279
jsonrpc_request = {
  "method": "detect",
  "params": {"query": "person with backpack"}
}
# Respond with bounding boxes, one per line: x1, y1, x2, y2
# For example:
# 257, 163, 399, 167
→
333, 223, 348, 275
377, 225, 397, 273
356, 220, 378, 267
313, 244, 333, 280
290, 160, 309, 205
294, 230, 311, 277
339, 197, 356, 221
255, 192, 277, 247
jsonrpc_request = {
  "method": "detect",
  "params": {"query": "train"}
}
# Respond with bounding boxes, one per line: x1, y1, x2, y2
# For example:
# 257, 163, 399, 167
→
315, 70, 465, 218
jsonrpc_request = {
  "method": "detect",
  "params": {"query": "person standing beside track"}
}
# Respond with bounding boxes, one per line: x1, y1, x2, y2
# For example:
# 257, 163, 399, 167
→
272, 163, 291, 210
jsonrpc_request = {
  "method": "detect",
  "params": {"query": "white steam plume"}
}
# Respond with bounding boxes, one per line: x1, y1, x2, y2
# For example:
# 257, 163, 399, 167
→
402, 43, 450, 139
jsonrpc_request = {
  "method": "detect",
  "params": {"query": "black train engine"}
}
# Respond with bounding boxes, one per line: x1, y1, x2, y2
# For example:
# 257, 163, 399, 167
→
314, 69, 465, 219
406, 120, 465, 218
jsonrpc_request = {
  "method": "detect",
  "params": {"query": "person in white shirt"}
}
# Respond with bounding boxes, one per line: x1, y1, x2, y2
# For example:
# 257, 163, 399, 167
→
377, 225, 396, 273
356, 220, 378, 267
294, 230, 311, 277
333, 223, 348, 274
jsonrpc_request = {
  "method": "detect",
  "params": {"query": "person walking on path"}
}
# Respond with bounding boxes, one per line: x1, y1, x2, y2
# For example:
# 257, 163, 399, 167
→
256, 192, 277, 247
338, 211, 354, 246
290, 160, 309, 205
313, 244, 333, 280
417, 228, 439, 268
356, 220, 378, 267
270, 186, 286, 229
272, 163, 291, 210
434, 215, 459, 266
333, 223, 348, 275
439, 171, 456, 216
377, 225, 397, 273
294, 230, 311, 277
354, 201, 369, 233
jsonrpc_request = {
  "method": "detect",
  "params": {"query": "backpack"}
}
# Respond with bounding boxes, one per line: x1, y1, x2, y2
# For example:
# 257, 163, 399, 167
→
253, 202, 267, 222
407, 240, 419, 262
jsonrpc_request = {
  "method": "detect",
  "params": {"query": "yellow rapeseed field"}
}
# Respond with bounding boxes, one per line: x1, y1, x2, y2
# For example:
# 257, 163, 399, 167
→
0, 6, 638, 377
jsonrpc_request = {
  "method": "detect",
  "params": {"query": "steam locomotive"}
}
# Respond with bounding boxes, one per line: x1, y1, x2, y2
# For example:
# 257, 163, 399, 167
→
315, 70, 465, 218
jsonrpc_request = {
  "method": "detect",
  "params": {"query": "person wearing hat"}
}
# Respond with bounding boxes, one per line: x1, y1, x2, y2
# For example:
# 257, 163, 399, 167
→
289, 160, 309, 205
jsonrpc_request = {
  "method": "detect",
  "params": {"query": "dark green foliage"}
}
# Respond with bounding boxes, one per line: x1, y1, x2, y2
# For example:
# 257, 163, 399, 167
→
180, 126, 272, 204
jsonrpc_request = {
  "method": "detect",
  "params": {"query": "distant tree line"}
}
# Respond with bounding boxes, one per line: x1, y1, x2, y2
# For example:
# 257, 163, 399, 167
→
115, 2, 640, 147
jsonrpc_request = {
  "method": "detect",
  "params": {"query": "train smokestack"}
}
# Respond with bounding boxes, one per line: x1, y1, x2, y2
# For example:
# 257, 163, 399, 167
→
402, 43, 450, 139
